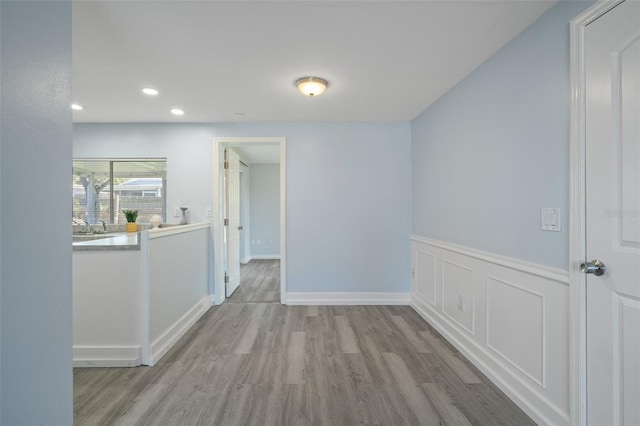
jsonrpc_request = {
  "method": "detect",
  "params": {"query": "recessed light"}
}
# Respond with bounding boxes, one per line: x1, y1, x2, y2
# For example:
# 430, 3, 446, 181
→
71, 104, 84, 110
142, 88, 159, 96
171, 109, 184, 116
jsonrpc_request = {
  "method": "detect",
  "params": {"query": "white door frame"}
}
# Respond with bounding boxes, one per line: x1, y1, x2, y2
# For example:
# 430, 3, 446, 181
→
569, 1, 624, 424
212, 137, 287, 305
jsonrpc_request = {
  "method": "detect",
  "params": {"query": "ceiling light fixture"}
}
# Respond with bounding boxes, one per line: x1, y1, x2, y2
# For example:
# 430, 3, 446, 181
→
170, 108, 184, 116
71, 104, 84, 110
142, 88, 159, 96
296, 77, 328, 97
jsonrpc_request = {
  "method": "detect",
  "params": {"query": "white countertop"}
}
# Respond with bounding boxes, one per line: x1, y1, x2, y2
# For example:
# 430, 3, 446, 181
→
73, 233, 140, 251
72, 223, 210, 251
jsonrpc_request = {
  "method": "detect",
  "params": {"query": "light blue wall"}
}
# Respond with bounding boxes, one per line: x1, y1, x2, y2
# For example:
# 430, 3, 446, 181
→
411, 1, 593, 270
1, 1, 73, 423
74, 123, 412, 293
249, 164, 280, 257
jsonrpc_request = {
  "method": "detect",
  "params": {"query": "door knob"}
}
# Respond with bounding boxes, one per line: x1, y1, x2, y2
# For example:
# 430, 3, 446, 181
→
580, 259, 606, 276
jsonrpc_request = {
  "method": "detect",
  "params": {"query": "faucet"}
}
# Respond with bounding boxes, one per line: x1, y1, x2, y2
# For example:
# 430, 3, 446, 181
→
101, 220, 107, 232
79, 220, 93, 234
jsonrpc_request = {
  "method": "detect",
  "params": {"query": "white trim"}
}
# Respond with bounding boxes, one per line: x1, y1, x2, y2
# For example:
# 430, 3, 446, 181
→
240, 257, 252, 264
485, 275, 546, 389
213, 137, 286, 305
146, 295, 212, 366
569, 2, 623, 424
146, 222, 210, 239
410, 235, 569, 284
411, 237, 571, 425
279, 141, 287, 305
411, 295, 568, 426
139, 230, 151, 365
441, 259, 476, 336
286, 292, 410, 306
73, 346, 142, 368
249, 254, 281, 260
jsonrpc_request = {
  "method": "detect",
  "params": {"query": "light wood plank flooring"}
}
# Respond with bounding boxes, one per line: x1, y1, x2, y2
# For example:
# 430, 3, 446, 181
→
73, 303, 535, 425
226, 260, 280, 304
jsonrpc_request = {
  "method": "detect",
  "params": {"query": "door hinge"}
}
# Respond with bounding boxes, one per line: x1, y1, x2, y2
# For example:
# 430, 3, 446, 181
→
412, 268, 415, 278
224, 218, 229, 226
224, 161, 229, 169
224, 273, 229, 284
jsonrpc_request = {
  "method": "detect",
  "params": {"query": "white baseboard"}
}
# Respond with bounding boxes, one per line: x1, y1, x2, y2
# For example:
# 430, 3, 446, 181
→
412, 295, 567, 425
73, 345, 142, 367
286, 292, 410, 306
410, 236, 570, 426
147, 295, 212, 366
249, 254, 280, 260
240, 257, 252, 264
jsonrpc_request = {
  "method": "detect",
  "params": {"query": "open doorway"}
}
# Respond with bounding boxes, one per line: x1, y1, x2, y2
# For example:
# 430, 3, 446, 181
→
213, 137, 286, 305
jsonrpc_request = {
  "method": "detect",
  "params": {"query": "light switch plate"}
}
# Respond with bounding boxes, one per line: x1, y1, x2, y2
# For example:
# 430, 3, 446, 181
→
541, 208, 561, 232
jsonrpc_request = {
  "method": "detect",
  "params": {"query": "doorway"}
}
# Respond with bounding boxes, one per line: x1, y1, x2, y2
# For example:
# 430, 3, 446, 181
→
213, 137, 286, 305
570, 1, 640, 424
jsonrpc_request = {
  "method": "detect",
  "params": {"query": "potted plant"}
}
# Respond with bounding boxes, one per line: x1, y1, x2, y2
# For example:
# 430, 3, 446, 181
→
123, 209, 139, 233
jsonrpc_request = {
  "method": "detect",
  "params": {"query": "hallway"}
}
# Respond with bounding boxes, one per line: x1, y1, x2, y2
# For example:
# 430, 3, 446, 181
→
226, 260, 280, 304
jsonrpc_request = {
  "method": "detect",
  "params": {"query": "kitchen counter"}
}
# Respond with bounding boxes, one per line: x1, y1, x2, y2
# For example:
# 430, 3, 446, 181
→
72, 233, 140, 251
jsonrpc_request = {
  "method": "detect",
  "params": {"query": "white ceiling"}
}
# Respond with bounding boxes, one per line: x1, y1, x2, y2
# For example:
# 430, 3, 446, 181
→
72, 1, 556, 123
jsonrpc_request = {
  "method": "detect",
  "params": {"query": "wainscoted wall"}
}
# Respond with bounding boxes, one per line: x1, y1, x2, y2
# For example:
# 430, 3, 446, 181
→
410, 236, 570, 426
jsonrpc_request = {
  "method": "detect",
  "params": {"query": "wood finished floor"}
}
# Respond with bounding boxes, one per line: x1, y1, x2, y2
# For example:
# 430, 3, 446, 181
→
226, 260, 280, 304
73, 303, 535, 425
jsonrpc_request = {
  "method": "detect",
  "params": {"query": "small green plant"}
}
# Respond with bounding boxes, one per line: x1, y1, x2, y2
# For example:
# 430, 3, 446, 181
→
122, 209, 139, 223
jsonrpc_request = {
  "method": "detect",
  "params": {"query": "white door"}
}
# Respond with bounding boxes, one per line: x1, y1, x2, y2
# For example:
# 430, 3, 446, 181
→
585, 1, 640, 424
225, 148, 241, 297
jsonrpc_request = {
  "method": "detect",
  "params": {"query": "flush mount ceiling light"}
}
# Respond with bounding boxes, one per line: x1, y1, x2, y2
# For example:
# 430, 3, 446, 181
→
142, 88, 159, 96
296, 77, 328, 97
170, 108, 184, 116
71, 104, 84, 110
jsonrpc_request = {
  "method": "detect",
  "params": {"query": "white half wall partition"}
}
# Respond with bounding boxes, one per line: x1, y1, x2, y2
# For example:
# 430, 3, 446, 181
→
146, 223, 211, 364
73, 223, 212, 367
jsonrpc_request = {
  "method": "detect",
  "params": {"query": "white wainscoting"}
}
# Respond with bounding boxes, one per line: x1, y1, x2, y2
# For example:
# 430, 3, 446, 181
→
411, 236, 570, 426
286, 292, 410, 306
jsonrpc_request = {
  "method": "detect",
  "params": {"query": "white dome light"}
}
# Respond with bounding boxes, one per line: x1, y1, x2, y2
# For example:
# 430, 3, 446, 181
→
142, 88, 159, 96
170, 108, 184, 116
71, 104, 84, 110
296, 77, 328, 97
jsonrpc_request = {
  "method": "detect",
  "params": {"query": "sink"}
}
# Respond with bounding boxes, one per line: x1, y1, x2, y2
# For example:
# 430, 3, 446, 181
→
72, 233, 122, 242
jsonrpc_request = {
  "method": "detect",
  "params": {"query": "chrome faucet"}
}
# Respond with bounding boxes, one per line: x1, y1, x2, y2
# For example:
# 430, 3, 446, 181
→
79, 220, 93, 234
101, 220, 107, 232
